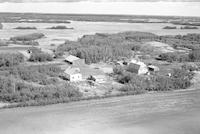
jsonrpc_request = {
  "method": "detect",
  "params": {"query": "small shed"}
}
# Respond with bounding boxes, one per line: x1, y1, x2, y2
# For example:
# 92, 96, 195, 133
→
64, 55, 85, 66
148, 65, 160, 72
64, 67, 82, 82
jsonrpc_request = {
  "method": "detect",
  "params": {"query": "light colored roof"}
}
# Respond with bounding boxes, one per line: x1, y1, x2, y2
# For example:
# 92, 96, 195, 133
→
65, 55, 80, 62
131, 59, 147, 67
64, 67, 81, 75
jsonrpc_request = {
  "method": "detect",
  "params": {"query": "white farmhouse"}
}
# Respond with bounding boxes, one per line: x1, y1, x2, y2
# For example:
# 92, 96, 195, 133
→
128, 59, 148, 75
64, 67, 82, 82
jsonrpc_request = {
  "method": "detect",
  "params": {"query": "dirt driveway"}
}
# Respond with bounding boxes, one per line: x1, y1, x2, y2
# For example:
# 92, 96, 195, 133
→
0, 89, 200, 134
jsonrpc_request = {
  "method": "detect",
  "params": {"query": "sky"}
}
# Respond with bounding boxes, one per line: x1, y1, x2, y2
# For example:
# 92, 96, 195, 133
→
0, 0, 200, 16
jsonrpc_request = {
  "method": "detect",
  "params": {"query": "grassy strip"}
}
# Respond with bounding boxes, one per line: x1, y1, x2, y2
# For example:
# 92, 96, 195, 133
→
1, 90, 145, 109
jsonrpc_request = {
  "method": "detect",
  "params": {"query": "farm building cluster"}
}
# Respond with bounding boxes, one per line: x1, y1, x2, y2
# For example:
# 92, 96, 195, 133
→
62, 54, 160, 82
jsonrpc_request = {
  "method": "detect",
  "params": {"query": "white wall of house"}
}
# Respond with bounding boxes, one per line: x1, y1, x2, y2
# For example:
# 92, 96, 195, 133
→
67, 73, 82, 82
138, 66, 149, 75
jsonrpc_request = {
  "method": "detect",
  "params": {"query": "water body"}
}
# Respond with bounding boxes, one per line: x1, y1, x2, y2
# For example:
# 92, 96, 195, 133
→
1, 21, 200, 47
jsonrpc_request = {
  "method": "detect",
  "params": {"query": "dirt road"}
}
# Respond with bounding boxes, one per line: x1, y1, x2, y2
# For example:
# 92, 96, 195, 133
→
0, 89, 200, 134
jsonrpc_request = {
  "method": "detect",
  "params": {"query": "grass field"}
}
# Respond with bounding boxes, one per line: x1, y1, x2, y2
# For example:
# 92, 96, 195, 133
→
0, 89, 200, 134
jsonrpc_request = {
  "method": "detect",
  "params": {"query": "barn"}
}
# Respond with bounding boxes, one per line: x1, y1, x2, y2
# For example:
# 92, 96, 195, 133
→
65, 55, 85, 67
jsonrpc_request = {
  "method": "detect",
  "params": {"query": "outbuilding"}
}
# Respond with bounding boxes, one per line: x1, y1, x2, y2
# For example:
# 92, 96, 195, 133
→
148, 65, 160, 72
64, 55, 85, 67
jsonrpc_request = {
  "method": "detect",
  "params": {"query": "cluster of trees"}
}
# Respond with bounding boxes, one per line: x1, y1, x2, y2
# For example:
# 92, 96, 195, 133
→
180, 26, 198, 29
157, 34, 200, 50
113, 66, 193, 93
0, 78, 82, 104
163, 26, 177, 29
163, 26, 198, 30
14, 27, 37, 30
172, 21, 200, 26
158, 52, 189, 62
158, 49, 200, 62
29, 47, 53, 62
47, 25, 74, 29
10, 33, 45, 41
0, 53, 24, 67
11, 40, 39, 46
9, 65, 61, 85
56, 32, 157, 64
0, 65, 82, 104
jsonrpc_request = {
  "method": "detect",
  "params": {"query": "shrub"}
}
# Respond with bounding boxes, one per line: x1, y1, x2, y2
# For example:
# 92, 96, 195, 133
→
163, 26, 177, 29
10, 33, 45, 41
0, 82, 82, 103
47, 26, 74, 29
9, 65, 61, 84
113, 65, 124, 75
115, 67, 193, 92
29, 52, 53, 62
55, 31, 156, 63
14, 27, 37, 30
0, 53, 24, 67
188, 49, 200, 62
182, 63, 198, 71
158, 52, 189, 62
171, 68, 194, 89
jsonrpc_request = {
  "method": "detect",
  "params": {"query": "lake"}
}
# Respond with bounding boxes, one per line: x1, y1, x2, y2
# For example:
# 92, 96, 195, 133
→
1, 21, 200, 48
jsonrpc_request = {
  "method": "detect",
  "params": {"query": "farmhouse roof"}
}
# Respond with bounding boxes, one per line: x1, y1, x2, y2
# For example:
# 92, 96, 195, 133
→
65, 55, 80, 62
64, 67, 81, 75
129, 63, 141, 70
130, 59, 146, 67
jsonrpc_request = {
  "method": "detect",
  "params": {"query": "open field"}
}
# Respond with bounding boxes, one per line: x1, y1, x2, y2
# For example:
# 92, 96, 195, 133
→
0, 89, 200, 134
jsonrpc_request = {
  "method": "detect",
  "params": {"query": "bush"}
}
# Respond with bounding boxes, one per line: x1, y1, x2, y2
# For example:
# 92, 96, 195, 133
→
115, 67, 193, 92
14, 27, 37, 30
158, 52, 189, 62
0, 64, 81, 104
0, 53, 24, 67
10, 33, 45, 41
9, 65, 61, 84
113, 65, 124, 75
0, 81, 82, 103
188, 49, 200, 62
29, 52, 53, 62
55, 32, 156, 63
163, 26, 177, 29
47, 26, 74, 29
182, 63, 198, 71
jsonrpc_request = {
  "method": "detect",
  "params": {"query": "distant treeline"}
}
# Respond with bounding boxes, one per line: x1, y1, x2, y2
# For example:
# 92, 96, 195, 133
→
14, 26, 37, 30
163, 26, 198, 30
56, 31, 200, 64
46, 25, 74, 30
56, 32, 157, 64
10, 33, 45, 41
